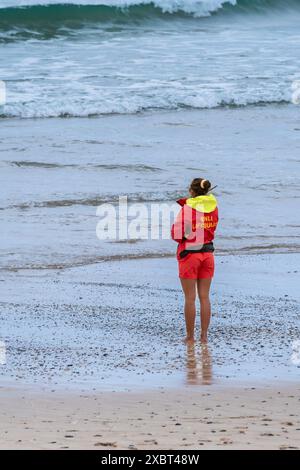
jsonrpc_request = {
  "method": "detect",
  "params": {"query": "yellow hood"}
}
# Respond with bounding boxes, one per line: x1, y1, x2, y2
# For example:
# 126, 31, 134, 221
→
186, 193, 217, 213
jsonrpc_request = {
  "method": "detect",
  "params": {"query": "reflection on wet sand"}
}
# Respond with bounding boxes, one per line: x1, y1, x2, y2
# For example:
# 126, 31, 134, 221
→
185, 344, 213, 385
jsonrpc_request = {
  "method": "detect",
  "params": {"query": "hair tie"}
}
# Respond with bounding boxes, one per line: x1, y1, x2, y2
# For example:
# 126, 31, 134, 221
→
200, 179, 207, 189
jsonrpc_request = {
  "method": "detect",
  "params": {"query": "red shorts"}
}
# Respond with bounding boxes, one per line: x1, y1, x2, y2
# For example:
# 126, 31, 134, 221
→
178, 252, 215, 279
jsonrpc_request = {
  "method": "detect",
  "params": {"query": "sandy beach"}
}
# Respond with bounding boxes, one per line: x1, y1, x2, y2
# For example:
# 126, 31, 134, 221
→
1, 251, 299, 449
1, 383, 300, 450
1, 0, 300, 449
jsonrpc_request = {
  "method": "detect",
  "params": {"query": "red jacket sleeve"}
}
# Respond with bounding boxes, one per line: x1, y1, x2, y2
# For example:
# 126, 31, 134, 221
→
171, 207, 184, 242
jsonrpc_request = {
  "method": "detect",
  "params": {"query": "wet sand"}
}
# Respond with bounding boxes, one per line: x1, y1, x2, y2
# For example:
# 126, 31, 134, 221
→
1, 252, 299, 390
0, 252, 299, 449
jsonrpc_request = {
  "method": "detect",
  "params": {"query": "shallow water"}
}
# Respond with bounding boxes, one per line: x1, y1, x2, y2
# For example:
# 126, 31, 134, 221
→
0, 106, 300, 270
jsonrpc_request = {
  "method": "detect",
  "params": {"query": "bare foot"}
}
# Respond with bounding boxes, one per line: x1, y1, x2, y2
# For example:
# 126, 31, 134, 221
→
183, 336, 195, 344
200, 333, 208, 344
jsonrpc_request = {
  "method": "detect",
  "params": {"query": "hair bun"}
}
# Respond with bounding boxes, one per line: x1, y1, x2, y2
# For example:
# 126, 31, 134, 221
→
190, 177, 212, 196
200, 179, 211, 190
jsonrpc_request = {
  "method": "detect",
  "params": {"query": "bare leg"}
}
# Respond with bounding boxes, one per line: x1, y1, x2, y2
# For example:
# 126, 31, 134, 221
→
180, 278, 197, 343
197, 278, 212, 343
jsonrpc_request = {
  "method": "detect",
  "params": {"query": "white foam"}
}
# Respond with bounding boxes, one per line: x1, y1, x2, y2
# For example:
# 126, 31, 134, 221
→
0, 0, 237, 17
2, 86, 291, 118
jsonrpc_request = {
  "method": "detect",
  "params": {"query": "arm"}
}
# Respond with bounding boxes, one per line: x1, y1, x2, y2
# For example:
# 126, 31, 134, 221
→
171, 206, 190, 242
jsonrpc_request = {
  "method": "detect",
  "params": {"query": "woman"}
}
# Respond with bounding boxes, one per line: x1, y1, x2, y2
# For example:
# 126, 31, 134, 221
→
171, 178, 218, 344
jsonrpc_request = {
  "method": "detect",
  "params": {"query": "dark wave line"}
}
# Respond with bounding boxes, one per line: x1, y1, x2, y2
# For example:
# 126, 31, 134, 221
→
0, 244, 299, 272
0, 100, 291, 119
4, 160, 163, 172
0, 1, 299, 33
3, 190, 184, 210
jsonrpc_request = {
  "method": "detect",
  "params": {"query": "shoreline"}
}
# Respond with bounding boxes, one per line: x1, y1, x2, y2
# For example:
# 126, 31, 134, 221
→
1, 245, 300, 273
1, 252, 299, 393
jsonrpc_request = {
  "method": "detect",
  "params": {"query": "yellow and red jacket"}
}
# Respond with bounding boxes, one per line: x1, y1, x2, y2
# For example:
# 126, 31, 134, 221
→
171, 193, 218, 260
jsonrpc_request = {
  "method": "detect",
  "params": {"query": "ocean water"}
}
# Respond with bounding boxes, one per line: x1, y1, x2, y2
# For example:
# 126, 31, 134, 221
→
1, 0, 300, 117
0, 3, 300, 392
0, 1, 300, 270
